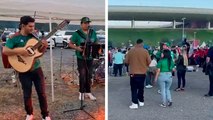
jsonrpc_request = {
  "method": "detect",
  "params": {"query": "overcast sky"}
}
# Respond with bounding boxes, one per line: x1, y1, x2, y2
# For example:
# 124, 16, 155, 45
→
0, 0, 105, 24
109, 0, 213, 9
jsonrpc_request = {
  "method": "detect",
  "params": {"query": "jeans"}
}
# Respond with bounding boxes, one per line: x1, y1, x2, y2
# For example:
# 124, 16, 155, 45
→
114, 64, 123, 76
77, 58, 93, 93
125, 64, 129, 73
19, 67, 48, 118
130, 74, 146, 104
146, 72, 151, 86
158, 72, 173, 104
177, 70, 186, 88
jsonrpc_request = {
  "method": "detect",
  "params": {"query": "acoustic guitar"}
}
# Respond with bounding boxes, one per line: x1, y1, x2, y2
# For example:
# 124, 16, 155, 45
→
6, 19, 70, 73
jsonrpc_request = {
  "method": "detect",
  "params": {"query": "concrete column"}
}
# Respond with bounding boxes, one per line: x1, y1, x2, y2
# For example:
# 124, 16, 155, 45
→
173, 20, 176, 29
207, 21, 211, 29
131, 19, 135, 28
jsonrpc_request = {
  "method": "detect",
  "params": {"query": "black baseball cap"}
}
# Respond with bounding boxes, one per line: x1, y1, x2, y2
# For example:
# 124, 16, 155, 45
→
81, 17, 91, 23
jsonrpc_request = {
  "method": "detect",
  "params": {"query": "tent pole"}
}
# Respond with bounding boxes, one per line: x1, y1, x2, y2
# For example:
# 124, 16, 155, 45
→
49, 13, 54, 102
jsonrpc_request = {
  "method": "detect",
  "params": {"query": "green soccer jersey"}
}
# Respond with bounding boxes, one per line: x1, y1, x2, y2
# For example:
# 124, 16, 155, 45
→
5, 34, 41, 71
70, 29, 98, 60
157, 58, 175, 72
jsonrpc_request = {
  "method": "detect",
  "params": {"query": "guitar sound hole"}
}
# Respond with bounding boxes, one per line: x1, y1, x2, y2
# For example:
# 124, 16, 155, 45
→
26, 47, 35, 56
17, 55, 26, 65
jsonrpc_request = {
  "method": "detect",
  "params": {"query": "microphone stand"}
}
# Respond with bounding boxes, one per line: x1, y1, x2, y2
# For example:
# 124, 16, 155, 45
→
63, 27, 95, 120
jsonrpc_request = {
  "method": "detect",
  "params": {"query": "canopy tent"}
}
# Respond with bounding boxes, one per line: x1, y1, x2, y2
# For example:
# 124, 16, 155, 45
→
0, 0, 105, 102
0, 0, 105, 25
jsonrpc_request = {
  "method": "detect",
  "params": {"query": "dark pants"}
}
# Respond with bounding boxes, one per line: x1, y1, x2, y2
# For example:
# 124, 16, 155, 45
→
19, 67, 48, 118
195, 57, 205, 66
146, 67, 156, 86
77, 58, 93, 93
146, 72, 153, 86
130, 74, 146, 104
208, 74, 213, 96
125, 64, 129, 73
113, 64, 115, 75
177, 70, 186, 88
114, 64, 123, 76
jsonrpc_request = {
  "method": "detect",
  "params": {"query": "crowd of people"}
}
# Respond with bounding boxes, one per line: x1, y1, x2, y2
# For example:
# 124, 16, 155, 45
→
108, 38, 213, 109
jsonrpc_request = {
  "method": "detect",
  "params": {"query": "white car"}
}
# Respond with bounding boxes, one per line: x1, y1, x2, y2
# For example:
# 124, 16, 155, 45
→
97, 34, 105, 44
52, 30, 76, 48
42, 32, 55, 49
1, 31, 14, 41
46, 37, 55, 49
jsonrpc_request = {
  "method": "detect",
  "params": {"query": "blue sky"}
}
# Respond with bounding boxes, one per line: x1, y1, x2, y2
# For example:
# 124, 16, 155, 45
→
109, 0, 213, 9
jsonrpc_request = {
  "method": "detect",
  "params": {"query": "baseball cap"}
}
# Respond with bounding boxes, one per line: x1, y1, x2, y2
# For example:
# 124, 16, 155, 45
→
81, 17, 91, 23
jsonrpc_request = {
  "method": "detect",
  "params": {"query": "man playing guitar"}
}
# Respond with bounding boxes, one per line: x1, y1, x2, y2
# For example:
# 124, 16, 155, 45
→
69, 17, 97, 101
2, 16, 51, 120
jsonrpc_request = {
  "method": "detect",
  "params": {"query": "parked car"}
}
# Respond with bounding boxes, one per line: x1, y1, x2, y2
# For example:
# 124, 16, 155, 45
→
46, 37, 55, 49
1, 31, 12, 41
42, 32, 55, 49
52, 30, 75, 48
97, 34, 105, 44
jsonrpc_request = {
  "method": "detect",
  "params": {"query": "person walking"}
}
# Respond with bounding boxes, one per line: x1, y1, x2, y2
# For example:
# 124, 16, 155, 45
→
154, 50, 175, 107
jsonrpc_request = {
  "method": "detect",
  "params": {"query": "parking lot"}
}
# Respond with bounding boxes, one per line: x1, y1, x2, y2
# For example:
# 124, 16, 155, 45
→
108, 69, 213, 120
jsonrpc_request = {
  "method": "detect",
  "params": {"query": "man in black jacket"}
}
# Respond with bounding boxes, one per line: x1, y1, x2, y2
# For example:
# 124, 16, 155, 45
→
205, 46, 213, 97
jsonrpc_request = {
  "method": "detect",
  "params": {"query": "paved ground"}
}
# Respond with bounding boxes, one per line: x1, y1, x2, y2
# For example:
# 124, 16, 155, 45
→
108, 69, 213, 120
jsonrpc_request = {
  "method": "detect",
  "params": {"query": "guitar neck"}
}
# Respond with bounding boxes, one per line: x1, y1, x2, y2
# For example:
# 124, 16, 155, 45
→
43, 28, 58, 40
44, 19, 70, 40
32, 19, 70, 50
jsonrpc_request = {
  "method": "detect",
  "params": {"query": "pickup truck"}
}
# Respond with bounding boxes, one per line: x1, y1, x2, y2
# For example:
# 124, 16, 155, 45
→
52, 30, 76, 48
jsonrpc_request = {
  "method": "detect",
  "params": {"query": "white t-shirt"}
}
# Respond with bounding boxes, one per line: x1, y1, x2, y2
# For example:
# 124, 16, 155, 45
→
149, 59, 157, 67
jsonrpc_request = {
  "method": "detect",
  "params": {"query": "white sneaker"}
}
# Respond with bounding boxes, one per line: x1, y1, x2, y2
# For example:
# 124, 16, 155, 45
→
42, 116, 51, 120
79, 93, 84, 100
138, 101, 144, 107
26, 115, 33, 120
145, 85, 153, 89
85, 93, 96, 100
129, 103, 138, 109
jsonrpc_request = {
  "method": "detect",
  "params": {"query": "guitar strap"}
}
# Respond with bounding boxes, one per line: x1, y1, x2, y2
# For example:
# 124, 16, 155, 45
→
76, 29, 94, 42
76, 29, 94, 58
31, 32, 39, 40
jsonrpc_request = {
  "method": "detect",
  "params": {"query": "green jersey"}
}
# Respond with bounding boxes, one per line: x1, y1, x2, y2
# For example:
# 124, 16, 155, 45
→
157, 58, 175, 72
5, 33, 41, 71
70, 29, 98, 60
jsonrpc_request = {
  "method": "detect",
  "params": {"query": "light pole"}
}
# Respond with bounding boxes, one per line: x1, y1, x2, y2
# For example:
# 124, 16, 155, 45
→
171, 39, 174, 46
182, 18, 186, 40
194, 32, 196, 40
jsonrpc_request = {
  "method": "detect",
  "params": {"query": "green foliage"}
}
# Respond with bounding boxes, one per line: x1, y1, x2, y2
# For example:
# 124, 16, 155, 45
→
108, 28, 213, 47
